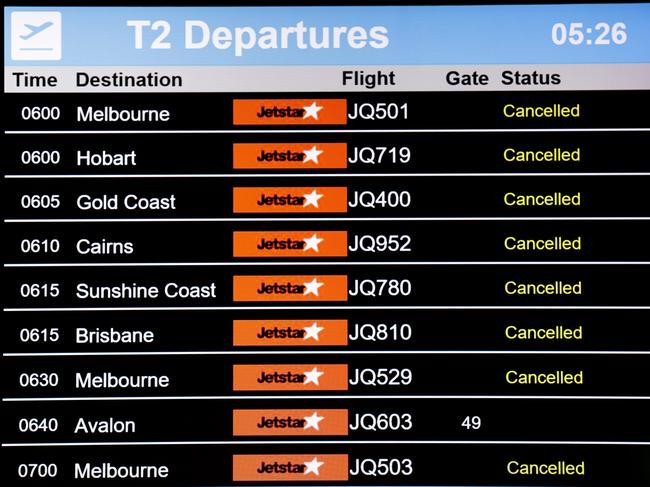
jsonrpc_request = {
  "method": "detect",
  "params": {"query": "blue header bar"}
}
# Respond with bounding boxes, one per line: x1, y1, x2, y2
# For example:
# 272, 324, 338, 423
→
5, 4, 650, 66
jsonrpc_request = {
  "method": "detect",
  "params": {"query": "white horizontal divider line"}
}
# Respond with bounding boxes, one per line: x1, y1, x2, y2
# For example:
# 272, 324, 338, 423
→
6, 172, 650, 178
3, 395, 649, 401
3, 440, 650, 447
6, 217, 650, 223
5, 128, 650, 135
5, 261, 650, 267
4, 350, 649, 357
6, 306, 650, 312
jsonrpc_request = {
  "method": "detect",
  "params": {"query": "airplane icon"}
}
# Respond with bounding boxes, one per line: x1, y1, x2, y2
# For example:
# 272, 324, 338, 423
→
20, 21, 54, 40
11, 11, 61, 60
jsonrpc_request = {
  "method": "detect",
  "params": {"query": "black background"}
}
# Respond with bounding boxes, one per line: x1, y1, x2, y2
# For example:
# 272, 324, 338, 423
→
2, 2, 650, 486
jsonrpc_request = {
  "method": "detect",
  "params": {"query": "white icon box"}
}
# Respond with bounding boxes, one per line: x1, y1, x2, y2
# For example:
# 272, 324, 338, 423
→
11, 11, 62, 61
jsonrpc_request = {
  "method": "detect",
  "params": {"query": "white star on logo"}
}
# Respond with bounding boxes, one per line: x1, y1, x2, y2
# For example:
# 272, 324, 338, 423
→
303, 367, 325, 385
303, 278, 324, 297
303, 189, 323, 208
303, 234, 324, 252
302, 146, 323, 164
303, 322, 324, 341
303, 457, 325, 476
303, 102, 323, 120
303, 411, 325, 430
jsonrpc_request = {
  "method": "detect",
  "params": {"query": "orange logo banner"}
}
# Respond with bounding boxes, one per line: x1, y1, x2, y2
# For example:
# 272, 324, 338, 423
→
233, 143, 347, 169
233, 275, 348, 301
233, 99, 347, 125
232, 409, 349, 436
233, 187, 347, 213
233, 454, 349, 481
233, 364, 348, 391
233, 231, 348, 257
233, 319, 348, 346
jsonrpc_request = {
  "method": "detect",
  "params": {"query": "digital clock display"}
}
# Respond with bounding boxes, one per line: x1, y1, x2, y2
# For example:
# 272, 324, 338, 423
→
551, 22, 628, 45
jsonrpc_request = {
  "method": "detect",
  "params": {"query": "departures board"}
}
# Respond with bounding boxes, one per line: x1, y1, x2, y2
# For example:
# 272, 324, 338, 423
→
1, 2, 650, 486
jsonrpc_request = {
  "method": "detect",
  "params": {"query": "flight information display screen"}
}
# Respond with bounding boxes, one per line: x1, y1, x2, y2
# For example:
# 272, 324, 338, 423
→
2, 2, 650, 486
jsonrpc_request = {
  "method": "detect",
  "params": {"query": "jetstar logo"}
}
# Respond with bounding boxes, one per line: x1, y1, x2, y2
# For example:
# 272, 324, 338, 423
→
256, 237, 306, 251
233, 231, 347, 258
256, 412, 325, 431
233, 99, 347, 125
233, 143, 347, 170
233, 409, 348, 436
256, 367, 323, 385
233, 364, 348, 391
233, 187, 347, 213
257, 415, 307, 429
233, 454, 349, 481
233, 275, 348, 302
255, 102, 321, 120
256, 460, 307, 474
255, 189, 322, 207
257, 149, 306, 162
256, 278, 323, 296
257, 326, 305, 339
255, 322, 323, 340
232, 320, 349, 347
